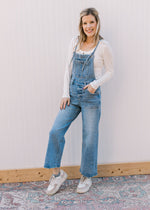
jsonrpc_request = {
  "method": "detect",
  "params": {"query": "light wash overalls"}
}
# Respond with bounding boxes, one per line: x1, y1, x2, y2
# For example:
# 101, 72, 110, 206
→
44, 39, 101, 177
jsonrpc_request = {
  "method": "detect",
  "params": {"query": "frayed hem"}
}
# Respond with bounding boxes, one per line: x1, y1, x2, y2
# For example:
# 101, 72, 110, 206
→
80, 169, 97, 178
44, 164, 60, 169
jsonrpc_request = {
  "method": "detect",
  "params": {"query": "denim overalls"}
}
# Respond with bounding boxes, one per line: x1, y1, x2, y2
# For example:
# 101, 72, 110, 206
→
70, 39, 101, 106
44, 39, 101, 177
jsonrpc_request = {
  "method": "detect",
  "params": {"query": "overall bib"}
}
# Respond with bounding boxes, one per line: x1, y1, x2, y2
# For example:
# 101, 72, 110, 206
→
70, 39, 101, 106
44, 39, 101, 177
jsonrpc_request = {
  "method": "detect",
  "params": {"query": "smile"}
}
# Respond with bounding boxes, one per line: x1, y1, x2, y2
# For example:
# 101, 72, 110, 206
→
86, 29, 93, 33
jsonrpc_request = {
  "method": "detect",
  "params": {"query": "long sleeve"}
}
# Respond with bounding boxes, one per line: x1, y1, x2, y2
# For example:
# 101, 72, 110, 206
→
90, 41, 114, 90
62, 36, 78, 98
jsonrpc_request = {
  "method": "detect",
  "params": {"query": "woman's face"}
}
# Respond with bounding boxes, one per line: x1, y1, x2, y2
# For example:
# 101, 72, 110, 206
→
82, 14, 97, 38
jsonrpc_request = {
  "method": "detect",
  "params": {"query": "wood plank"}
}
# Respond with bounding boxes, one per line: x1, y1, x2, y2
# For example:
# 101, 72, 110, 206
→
0, 162, 150, 183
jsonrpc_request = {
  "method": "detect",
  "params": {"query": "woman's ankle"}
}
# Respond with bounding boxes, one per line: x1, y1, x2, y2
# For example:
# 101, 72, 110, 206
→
53, 168, 60, 175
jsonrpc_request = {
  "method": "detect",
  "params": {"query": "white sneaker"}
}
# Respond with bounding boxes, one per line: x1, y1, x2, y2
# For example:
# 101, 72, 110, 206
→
46, 169, 68, 195
76, 175, 92, 193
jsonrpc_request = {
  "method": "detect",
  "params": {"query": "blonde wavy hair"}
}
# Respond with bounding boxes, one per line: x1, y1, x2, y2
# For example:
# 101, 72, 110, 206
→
78, 8, 103, 48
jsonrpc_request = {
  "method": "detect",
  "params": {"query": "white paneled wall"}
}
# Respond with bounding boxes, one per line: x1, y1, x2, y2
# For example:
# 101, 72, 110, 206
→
0, 0, 150, 170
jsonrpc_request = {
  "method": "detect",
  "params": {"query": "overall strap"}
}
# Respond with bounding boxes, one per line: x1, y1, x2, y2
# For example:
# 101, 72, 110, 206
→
82, 39, 101, 71
92, 39, 100, 54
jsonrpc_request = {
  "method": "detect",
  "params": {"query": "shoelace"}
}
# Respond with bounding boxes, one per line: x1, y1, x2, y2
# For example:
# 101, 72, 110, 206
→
80, 175, 87, 183
49, 175, 57, 185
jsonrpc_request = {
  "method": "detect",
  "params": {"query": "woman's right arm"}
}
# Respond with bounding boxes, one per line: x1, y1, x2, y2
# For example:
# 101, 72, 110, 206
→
60, 36, 77, 109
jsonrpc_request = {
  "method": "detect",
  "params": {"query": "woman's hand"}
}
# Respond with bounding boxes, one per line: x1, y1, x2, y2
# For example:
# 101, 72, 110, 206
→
83, 84, 96, 94
60, 97, 70, 110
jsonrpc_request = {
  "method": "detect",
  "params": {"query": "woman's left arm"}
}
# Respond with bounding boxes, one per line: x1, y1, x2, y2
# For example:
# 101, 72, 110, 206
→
90, 41, 114, 91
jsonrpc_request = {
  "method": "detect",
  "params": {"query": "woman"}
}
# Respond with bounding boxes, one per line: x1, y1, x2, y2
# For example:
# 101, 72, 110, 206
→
44, 7, 113, 195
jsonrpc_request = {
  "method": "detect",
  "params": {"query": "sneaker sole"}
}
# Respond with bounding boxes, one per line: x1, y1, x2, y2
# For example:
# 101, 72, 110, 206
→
76, 182, 92, 194
46, 173, 68, 195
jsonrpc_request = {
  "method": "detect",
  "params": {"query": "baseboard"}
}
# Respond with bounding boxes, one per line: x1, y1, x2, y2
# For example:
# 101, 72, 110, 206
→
0, 162, 150, 183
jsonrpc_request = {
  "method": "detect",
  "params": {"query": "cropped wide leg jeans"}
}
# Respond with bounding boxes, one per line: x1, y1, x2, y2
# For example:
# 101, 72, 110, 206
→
44, 102, 101, 177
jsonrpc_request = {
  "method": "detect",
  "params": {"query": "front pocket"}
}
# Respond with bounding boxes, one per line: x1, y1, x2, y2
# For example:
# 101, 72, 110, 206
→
86, 89, 97, 95
69, 85, 77, 95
